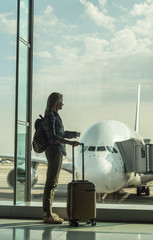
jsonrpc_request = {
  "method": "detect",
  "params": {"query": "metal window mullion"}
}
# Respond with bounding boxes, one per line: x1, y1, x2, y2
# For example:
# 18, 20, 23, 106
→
14, 0, 20, 205
19, 36, 30, 48
18, 120, 29, 126
25, 0, 34, 202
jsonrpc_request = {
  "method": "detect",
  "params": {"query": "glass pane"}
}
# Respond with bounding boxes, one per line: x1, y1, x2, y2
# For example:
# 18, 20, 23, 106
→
16, 124, 26, 203
32, 0, 153, 208
19, 0, 28, 41
0, 0, 16, 204
15, 0, 29, 204
18, 41, 28, 122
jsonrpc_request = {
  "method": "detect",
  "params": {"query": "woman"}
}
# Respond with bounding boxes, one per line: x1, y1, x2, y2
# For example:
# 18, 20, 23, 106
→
43, 92, 80, 224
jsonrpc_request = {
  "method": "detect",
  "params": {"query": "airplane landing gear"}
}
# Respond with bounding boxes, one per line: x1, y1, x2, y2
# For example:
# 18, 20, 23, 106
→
137, 186, 150, 196
96, 193, 104, 202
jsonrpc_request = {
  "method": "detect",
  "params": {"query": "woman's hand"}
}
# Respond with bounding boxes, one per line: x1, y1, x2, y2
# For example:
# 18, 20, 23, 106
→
70, 141, 80, 147
58, 139, 80, 146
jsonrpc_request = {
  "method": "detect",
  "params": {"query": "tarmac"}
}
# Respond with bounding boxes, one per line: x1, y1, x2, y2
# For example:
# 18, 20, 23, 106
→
1, 164, 153, 205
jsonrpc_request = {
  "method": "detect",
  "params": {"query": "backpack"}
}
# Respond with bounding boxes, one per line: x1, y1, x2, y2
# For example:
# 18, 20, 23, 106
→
32, 115, 48, 153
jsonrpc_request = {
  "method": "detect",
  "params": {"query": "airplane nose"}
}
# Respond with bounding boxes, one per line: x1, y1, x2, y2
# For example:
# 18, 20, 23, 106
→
85, 154, 112, 188
82, 153, 126, 193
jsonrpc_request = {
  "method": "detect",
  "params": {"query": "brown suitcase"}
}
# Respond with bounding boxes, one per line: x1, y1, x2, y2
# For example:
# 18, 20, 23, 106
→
67, 144, 96, 226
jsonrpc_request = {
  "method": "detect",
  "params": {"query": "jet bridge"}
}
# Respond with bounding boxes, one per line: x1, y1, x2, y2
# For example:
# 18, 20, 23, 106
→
115, 138, 153, 173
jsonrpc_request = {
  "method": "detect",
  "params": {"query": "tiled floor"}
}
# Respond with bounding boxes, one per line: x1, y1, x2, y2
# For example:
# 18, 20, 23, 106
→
0, 218, 153, 240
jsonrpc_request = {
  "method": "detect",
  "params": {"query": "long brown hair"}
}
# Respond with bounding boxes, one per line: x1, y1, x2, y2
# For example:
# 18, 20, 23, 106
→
45, 92, 63, 115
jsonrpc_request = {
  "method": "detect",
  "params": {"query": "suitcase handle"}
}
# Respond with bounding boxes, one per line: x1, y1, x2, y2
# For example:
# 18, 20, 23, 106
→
72, 143, 84, 181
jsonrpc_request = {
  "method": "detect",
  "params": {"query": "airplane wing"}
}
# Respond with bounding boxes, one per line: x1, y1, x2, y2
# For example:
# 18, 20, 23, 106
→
0, 154, 73, 173
61, 160, 72, 173
0, 154, 14, 161
0, 154, 46, 162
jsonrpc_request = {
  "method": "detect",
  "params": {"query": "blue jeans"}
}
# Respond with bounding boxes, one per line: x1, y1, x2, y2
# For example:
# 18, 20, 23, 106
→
43, 145, 63, 213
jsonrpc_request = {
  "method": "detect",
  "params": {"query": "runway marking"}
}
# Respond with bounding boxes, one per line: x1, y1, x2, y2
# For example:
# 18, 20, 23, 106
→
118, 188, 135, 204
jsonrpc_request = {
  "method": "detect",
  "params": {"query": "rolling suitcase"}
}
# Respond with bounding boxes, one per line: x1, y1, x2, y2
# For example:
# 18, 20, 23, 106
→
67, 143, 96, 227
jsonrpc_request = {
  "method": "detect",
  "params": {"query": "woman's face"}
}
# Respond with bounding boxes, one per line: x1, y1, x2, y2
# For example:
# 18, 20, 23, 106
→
56, 98, 64, 112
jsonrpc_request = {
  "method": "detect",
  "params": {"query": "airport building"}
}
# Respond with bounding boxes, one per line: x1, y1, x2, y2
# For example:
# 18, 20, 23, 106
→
1, 0, 153, 239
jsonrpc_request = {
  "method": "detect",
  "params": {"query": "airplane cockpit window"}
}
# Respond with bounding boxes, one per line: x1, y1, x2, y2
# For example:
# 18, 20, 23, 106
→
97, 146, 106, 151
88, 146, 96, 151
106, 146, 118, 153
113, 147, 118, 153
106, 146, 112, 153
81, 146, 118, 153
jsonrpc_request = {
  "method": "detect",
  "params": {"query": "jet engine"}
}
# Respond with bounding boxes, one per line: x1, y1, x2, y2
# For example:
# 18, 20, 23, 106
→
7, 167, 38, 189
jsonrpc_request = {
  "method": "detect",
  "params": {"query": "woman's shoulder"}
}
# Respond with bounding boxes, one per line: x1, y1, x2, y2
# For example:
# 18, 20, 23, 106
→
44, 111, 55, 120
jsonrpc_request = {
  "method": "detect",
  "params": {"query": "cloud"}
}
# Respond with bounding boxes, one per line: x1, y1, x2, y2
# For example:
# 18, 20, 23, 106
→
110, 28, 138, 55
7, 55, 16, 61
33, 1, 153, 109
34, 24, 152, 86
80, 35, 109, 63
113, 3, 128, 13
130, 3, 153, 39
44, 5, 54, 15
0, 13, 16, 35
84, 35, 109, 52
80, 0, 115, 31
34, 51, 52, 59
132, 19, 153, 37
109, 2, 153, 56
131, 2, 153, 16
54, 45, 80, 64
34, 5, 77, 39
55, 34, 109, 63
20, 1, 26, 9
0, 77, 15, 96
34, 5, 58, 33
98, 0, 107, 7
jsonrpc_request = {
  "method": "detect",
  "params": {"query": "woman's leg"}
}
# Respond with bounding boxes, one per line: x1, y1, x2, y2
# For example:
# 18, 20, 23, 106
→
43, 146, 63, 223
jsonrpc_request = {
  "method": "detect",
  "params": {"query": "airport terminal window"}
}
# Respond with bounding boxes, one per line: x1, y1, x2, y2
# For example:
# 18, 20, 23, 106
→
0, 1, 17, 204
14, 0, 34, 204
0, 0, 33, 205
31, 0, 153, 208
1, 0, 153, 215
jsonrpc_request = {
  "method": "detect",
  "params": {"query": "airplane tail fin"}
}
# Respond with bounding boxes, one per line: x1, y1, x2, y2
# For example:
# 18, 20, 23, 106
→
134, 84, 141, 133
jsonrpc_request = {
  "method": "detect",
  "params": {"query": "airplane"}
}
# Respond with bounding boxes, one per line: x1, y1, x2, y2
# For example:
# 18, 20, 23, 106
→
72, 84, 153, 197
1, 85, 153, 199
74, 119, 153, 197
0, 159, 12, 164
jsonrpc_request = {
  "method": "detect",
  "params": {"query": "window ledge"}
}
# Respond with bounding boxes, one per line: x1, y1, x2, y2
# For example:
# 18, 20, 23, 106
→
1, 202, 153, 222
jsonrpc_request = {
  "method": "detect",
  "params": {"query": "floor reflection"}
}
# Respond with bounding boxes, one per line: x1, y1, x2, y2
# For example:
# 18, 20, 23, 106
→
1, 220, 153, 240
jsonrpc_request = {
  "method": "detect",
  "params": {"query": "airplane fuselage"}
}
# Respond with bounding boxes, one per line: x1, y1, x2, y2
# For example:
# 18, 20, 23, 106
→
75, 120, 145, 193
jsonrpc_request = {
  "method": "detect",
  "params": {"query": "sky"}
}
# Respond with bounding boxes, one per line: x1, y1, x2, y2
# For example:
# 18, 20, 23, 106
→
0, 0, 153, 154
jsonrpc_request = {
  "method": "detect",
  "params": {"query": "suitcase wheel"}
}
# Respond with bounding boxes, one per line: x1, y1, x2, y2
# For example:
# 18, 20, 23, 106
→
86, 219, 96, 226
69, 219, 79, 227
